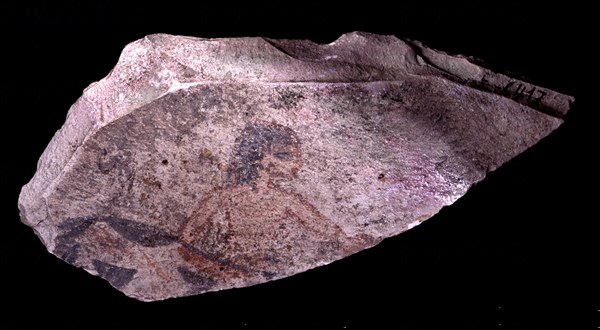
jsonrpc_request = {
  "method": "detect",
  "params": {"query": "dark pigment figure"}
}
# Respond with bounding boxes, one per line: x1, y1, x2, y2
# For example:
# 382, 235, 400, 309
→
178, 121, 359, 286
54, 121, 366, 293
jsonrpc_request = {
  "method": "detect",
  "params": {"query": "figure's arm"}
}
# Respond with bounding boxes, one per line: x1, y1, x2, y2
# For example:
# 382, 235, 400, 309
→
284, 191, 347, 238
284, 192, 379, 250
180, 190, 224, 244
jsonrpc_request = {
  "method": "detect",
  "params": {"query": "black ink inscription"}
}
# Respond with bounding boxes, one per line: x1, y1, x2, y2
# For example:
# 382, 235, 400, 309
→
479, 72, 490, 87
92, 259, 137, 289
502, 81, 547, 104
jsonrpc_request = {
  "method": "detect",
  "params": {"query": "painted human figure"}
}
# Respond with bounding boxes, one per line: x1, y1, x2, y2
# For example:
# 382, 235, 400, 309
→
178, 122, 360, 281
54, 121, 371, 294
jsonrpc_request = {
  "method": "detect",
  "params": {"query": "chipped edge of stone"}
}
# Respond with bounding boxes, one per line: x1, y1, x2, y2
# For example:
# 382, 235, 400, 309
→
404, 39, 574, 118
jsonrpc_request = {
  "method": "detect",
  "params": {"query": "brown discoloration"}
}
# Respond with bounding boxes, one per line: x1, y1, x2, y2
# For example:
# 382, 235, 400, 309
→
143, 254, 170, 282
141, 176, 163, 189
177, 246, 247, 281
86, 224, 126, 250
199, 148, 218, 163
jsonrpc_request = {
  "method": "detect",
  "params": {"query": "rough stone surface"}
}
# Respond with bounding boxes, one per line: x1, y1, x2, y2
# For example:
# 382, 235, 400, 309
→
18, 32, 574, 301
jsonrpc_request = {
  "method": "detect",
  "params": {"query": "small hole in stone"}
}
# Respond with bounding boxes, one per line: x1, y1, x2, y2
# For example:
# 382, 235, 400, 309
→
162, 159, 169, 165
219, 267, 224, 271
378, 173, 385, 180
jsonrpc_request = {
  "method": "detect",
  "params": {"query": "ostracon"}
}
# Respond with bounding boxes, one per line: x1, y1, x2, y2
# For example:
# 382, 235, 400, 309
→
18, 32, 573, 301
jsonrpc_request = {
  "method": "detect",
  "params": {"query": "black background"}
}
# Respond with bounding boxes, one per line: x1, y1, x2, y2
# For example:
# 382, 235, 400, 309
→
2, 1, 595, 329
